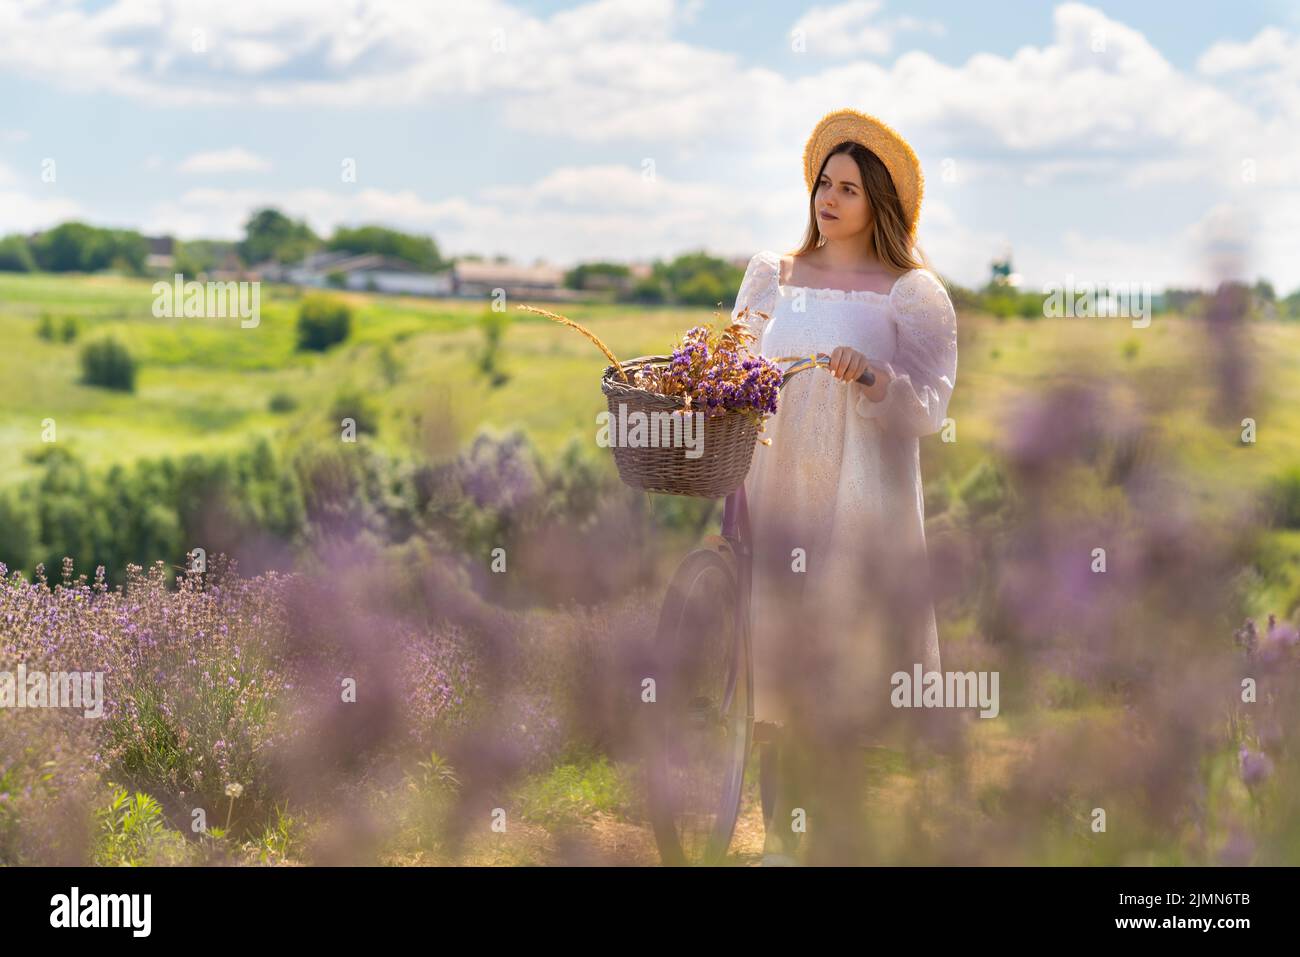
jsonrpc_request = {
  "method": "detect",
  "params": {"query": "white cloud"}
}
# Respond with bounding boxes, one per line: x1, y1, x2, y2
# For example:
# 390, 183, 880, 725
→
0, 163, 84, 232
790, 1, 944, 58
177, 147, 272, 173
1196, 26, 1293, 75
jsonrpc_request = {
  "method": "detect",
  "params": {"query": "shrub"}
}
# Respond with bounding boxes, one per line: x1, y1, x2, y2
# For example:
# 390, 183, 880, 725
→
329, 388, 379, 436
296, 295, 352, 351
269, 391, 300, 413
80, 335, 137, 391
1266, 467, 1300, 530
93, 788, 191, 866
955, 458, 1009, 521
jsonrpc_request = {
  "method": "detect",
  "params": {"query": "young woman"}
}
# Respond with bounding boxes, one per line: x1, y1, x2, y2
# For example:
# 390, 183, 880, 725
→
729, 108, 958, 865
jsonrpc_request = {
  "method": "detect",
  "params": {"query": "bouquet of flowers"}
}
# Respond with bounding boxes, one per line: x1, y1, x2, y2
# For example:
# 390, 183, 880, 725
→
517, 303, 784, 424
630, 318, 783, 422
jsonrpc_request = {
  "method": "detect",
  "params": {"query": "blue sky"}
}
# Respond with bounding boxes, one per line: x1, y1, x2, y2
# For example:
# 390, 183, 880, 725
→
1, 0, 1298, 291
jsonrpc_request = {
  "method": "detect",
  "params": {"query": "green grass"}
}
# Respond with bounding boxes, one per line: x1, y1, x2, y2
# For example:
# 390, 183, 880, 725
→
4, 271, 1300, 618
509, 753, 636, 830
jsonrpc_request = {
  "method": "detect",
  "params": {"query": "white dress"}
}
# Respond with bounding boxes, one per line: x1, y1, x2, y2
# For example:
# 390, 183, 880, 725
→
731, 250, 959, 732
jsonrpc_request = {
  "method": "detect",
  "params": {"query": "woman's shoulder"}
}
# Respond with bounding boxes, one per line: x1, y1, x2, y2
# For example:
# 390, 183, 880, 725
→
739, 250, 785, 290
890, 267, 954, 315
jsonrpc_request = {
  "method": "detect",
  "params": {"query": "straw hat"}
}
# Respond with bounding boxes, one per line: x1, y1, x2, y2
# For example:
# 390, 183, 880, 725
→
802, 108, 924, 237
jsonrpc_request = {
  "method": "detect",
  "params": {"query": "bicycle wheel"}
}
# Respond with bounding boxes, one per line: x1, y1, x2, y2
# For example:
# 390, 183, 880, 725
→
645, 544, 753, 866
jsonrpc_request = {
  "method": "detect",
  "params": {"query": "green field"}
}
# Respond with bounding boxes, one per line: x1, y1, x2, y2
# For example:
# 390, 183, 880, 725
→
3, 271, 1299, 614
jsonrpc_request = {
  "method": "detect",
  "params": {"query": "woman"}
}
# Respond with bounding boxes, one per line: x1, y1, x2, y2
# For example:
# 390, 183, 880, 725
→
730, 108, 958, 864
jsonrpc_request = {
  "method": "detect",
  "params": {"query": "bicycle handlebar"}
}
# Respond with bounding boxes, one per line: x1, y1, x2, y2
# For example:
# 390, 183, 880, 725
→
775, 353, 876, 388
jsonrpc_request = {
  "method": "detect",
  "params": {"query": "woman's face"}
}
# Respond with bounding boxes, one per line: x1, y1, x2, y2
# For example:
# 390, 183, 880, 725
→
815, 152, 870, 239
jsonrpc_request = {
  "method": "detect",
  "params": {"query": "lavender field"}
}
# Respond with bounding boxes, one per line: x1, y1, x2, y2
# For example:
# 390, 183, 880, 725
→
3, 274, 1298, 866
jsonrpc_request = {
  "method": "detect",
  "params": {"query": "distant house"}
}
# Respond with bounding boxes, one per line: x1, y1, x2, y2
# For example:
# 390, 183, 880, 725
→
144, 236, 176, 272
208, 249, 254, 281
257, 252, 595, 301
258, 251, 452, 296
449, 260, 577, 301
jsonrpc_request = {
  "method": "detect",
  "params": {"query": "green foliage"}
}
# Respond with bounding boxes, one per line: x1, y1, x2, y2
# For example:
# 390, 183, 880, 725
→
93, 787, 191, 866
268, 391, 300, 413
173, 239, 238, 276
410, 750, 462, 795
30, 222, 148, 274
80, 335, 137, 391
238, 207, 319, 266
955, 458, 1010, 522
1, 437, 305, 588
249, 803, 304, 865
653, 251, 741, 307
0, 233, 35, 272
566, 261, 630, 291
329, 388, 380, 436
476, 308, 512, 387
37, 313, 79, 342
377, 343, 403, 386
327, 225, 442, 271
628, 276, 667, 304
510, 755, 632, 829
676, 270, 728, 308
296, 295, 352, 351
1267, 467, 1300, 530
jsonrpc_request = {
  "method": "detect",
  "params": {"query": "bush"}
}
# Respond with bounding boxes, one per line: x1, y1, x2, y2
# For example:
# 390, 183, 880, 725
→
93, 788, 191, 866
37, 312, 56, 340
269, 391, 300, 413
329, 388, 380, 436
61, 316, 80, 342
296, 295, 352, 351
1266, 467, 1300, 530
955, 458, 1009, 522
80, 336, 137, 391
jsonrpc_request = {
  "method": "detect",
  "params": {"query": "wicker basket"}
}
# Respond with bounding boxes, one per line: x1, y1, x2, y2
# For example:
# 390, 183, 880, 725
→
601, 355, 761, 499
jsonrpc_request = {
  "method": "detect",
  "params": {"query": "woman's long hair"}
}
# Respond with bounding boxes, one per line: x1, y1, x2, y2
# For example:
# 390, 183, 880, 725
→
789, 140, 934, 278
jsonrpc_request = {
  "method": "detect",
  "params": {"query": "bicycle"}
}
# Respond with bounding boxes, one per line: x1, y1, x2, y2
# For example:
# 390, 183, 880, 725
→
644, 352, 877, 866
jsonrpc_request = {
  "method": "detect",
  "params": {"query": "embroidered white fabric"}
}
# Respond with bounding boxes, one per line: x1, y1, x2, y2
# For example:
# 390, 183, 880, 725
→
730, 249, 958, 728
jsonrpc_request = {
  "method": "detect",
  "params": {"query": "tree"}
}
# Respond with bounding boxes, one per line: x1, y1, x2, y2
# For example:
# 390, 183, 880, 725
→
238, 208, 320, 266
327, 225, 442, 271
29, 223, 147, 274
566, 262, 630, 290
0, 234, 35, 271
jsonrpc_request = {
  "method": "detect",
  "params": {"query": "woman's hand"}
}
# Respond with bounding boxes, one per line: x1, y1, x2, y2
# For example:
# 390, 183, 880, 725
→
828, 345, 891, 401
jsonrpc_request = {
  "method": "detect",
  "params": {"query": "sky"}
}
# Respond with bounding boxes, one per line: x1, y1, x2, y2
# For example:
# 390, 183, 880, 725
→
1, 0, 1298, 291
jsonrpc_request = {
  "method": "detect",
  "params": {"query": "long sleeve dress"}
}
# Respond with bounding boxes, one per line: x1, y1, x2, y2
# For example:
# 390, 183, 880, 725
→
731, 249, 958, 734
